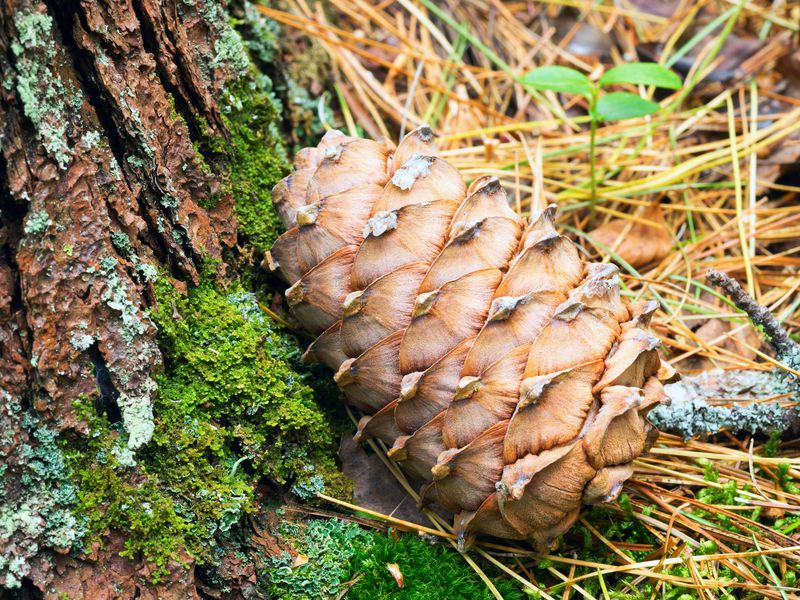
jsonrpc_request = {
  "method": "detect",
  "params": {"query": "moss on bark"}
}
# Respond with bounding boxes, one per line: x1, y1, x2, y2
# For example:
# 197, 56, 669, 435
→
12, 4, 350, 587
63, 266, 349, 581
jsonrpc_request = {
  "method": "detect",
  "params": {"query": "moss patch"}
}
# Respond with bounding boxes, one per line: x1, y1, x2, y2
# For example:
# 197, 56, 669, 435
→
150, 269, 341, 485
221, 76, 289, 253
265, 517, 526, 600
194, 3, 333, 256
63, 269, 348, 581
195, 74, 289, 256
56, 7, 352, 584
349, 532, 525, 600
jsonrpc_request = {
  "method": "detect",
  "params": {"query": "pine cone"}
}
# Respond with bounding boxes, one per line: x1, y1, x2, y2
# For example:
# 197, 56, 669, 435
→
267, 128, 674, 550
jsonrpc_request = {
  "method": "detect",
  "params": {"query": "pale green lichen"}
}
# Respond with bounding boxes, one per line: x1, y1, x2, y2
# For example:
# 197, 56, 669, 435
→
289, 464, 326, 500
118, 90, 154, 159
136, 263, 158, 283
81, 130, 102, 149
242, 2, 280, 64
110, 231, 134, 258
108, 157, 122, 180
240, 1, 332, 151
126, 155, 145, 168
69, 332, 94, 352
110, 232, 159, 285
266, 518, 371, 599
210, 27, 250, 75
650, 397, 788, 440
98, 256, 148, 343
651, 369, 796, 439
160, 194, 179, 211
265, 519, 526, 600
110, 441, 137, 468
196, 2, 250, 77
0, 414, 83, 589
95, 256, 157, 449
11, 11, 73, 170
226, 290, 268, 325
23, 210, 52, 236
115, 383, 157, 451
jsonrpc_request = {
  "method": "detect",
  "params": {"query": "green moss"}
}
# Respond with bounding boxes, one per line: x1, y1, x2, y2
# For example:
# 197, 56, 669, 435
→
63, 268, 346, 581
150, 268, 340, 485
196, 75, 288, 254
265, 518, 525, 600
190, 7, 291, 256
347, 532, 526, 600
222, 79, 288, 253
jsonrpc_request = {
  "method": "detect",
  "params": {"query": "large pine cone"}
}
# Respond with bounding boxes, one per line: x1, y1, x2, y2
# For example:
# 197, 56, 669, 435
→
267, 128, 674, 550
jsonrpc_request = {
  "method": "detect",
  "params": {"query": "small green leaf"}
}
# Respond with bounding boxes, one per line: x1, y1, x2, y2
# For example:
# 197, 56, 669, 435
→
596, 92, 660, 121
523, 66, 593, 97
599, 63, 682, 89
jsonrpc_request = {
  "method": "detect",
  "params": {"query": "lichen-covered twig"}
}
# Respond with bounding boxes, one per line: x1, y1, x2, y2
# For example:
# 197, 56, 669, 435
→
652, 272, 800, 439
650, 369, 799, 439
706, 269, 798, 358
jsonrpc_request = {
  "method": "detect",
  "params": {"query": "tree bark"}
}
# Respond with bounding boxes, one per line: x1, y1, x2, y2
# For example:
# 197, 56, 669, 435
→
0, 0, 282, 596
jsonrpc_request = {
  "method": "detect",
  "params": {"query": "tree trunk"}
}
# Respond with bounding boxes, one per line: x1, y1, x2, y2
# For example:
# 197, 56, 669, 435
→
0, 1, 312, 596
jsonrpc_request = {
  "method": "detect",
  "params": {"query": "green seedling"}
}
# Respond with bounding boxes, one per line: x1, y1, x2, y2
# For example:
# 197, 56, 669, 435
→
523, 62, 682, 199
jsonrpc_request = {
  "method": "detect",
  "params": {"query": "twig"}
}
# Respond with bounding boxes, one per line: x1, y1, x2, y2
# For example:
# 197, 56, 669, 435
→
651, 369, 800, 439
399, 60, 425, 139
707, 270, 798, 358
650, 272, 800, 438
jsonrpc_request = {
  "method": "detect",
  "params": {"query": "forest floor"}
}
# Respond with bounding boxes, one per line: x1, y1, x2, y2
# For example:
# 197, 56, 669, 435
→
257, 1, 800, 599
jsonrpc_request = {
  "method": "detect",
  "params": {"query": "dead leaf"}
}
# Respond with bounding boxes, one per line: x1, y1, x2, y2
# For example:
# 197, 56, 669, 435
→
338, 434, 436, 526
292, 554, 309, 568
589, 204, 672, 269
683, 318, 761, 372
387, 563, 404, 588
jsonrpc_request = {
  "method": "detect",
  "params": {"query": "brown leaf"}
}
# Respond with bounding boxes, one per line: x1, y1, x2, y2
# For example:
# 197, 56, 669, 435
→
589, 204, 672, 269
292, 554, 309, 568
683, 318, 761, 372
386, 563, 404, 588
338, 435, 431, 526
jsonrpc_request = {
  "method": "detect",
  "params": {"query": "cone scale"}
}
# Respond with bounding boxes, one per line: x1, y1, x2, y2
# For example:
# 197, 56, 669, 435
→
267, 127, 673, 550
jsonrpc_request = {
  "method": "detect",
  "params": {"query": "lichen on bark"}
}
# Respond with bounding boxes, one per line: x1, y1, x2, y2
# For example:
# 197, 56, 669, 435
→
10, 10, 73, 170
0, 415, 82, 589
0, 0, 347, 595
